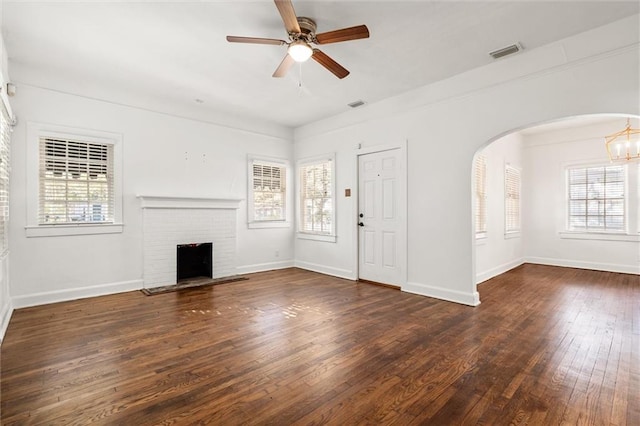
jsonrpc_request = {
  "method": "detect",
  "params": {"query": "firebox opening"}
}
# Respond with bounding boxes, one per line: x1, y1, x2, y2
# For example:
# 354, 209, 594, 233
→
177, 242, 213, 282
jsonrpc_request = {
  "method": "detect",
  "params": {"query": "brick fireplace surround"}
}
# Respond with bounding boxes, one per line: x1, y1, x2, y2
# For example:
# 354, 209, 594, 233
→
138, 196, 242, 288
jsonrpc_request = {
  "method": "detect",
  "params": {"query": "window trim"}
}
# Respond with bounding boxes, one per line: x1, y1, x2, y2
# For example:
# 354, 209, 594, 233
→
564, 162, 627, 234
0, 99, 11, 255
504, 164, 521, 236
247, 155, 290, 229
296, 153, 336, 243
26, 123, 123, 237
474, 154, 487, 239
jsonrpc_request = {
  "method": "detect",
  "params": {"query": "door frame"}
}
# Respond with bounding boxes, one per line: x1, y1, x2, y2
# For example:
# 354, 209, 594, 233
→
352, 140, 408, 287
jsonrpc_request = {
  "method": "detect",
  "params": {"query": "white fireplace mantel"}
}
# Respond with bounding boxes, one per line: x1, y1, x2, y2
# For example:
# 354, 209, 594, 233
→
137, 195, 243, 210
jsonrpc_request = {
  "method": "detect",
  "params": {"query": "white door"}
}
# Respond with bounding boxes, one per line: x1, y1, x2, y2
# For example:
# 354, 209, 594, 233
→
358, 148, 406, 286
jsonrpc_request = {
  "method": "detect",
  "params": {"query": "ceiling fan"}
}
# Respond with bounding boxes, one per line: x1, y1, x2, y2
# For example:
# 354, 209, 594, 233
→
226, 0, 370, 79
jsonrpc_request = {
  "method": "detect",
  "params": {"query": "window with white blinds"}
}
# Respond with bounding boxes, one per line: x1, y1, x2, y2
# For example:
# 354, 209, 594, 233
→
249, 159, 286, 223
39, 137, 114, 224
474, 155, 487, 236
567, 164, 625, 232
299, 156, 334, 236
0, 102, 12, 254
504, 165, 521, 233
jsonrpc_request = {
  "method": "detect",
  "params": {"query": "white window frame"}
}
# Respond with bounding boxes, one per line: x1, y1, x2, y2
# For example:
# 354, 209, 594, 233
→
559, 161, 639, 242
25, 123, 123, 237
564, 162, 627, 234
247, 155, 290, 229
0, 100, 12, 256
296, 153, 336, 243
474, 154, 487, 239
504, 164, 521, 237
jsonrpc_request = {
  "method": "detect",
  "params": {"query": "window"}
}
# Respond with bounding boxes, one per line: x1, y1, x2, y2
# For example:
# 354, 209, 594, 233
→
474, 155, 487, 236
0, 101, 12, 255
298, 155, 335, 241
248, 157, 288, 228
26, 123, 122, 237
567, 164, 625, 232
39, 137, 114, 224
505, 165, 521, 234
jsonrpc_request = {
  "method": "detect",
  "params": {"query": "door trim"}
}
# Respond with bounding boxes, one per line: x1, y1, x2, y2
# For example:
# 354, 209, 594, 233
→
353, 140, 408, 287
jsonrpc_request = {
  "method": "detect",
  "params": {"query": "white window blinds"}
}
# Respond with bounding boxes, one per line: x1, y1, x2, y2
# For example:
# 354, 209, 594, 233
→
39, 137, 114, 224
567, 165, 625, 232
505, 165, 521, 233
0, 103, 11, 254
474, 155, 487, 235
251, 161, 286, 222
299, 158, 333, 235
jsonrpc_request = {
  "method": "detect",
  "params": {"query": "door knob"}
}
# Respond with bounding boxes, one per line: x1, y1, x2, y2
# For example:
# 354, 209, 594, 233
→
358, 222, 364, 227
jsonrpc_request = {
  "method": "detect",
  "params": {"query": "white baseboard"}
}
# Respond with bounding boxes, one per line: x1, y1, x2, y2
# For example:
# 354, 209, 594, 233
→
235, 260, 295, 275
294, 260, 355, 280
12, 279, 144, 309
403, 281, 480, 307
476, 258, 525, 284
0, 299, 13, 344
526, 257, 640, 275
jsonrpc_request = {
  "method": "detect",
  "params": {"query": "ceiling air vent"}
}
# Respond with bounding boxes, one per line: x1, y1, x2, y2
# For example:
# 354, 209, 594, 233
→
489, 42, 523, 59
348, 100, 366, 108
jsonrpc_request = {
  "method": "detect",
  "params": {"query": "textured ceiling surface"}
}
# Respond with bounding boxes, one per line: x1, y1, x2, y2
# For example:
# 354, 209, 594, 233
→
2, 1, 638, 129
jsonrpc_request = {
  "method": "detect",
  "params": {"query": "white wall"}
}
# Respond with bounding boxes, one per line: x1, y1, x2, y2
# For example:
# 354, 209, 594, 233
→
475, 133, 525, 283
9, 85, 295, 308
294, 15, 640, 305
523, 119, 640, 274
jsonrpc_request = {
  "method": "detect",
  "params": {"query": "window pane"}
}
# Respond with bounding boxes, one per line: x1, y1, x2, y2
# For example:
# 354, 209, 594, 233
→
569, 184, 586, 199
587, 215, 604, 229
569, 200, 586, 215
605, 181, 624, 198
569, 216, 586, 229
605, 215, 624, 230
569, 168, 586, 184
607, 199, 624, 216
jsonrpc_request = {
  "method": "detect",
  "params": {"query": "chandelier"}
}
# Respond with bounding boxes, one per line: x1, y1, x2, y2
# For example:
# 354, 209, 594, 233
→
605, 118, 640, 162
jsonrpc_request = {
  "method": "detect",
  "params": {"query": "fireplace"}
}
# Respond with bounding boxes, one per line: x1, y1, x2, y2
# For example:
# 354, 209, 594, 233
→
139, 196, 241, 288
177, 243, 213, 282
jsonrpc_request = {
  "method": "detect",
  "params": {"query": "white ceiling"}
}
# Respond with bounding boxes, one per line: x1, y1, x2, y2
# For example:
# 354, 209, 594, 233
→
2, 1, 639, 129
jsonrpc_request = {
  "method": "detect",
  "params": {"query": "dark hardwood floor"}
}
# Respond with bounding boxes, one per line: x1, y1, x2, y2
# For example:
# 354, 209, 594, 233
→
1, 264, 638, 425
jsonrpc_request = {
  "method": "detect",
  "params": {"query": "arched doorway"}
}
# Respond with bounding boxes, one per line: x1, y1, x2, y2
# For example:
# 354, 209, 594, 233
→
472, 114, 640, 292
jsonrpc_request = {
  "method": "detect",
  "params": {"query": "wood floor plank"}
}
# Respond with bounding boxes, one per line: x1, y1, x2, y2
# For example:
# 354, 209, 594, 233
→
1, 265, 638, 424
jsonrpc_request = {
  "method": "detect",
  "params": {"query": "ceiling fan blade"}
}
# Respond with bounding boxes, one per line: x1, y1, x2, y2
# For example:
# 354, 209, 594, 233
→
315, 25, 370, 44
226, 36, 285, 45
274, 0, 301, 34
273, 54, 295, 78
312, 49, 349, 79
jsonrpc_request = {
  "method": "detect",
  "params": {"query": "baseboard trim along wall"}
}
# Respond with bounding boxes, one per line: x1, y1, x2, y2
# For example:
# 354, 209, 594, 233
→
294, 260, 355, 280
403, 281, 481, 307
0, 299, 14, 343
525, 257, 640, 275
12, 279, 144, 309
235, 260, 295, 275
476, 258, 526, 284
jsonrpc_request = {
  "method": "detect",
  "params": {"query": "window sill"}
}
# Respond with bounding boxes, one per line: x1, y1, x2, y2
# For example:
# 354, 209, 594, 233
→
559, 231, 640, 242
475, 235, 487, 245
26, 223, 124, 238
504, 231, 521, 239
248, 221, 290, 229
296, 232, 337, 243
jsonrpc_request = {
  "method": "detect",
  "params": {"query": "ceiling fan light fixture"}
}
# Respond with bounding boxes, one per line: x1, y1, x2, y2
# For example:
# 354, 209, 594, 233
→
288, 40, 313, 62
